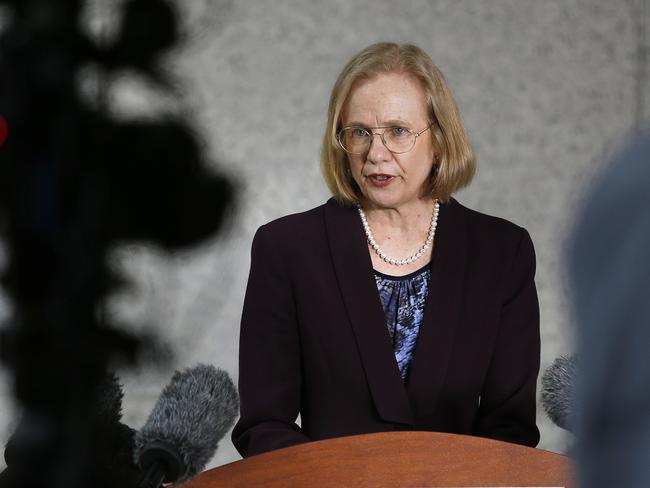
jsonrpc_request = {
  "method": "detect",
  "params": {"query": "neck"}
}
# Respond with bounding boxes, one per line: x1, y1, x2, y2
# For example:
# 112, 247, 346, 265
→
357, 198, 440, 267
361, 197, 434, 231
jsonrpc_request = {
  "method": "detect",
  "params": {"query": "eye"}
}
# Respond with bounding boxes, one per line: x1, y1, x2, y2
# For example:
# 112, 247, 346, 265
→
391, 126, 409, 137
351, 127, 369, 138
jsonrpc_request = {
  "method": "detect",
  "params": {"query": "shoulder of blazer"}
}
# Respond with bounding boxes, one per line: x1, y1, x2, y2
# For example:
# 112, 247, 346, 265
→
257, 201, 330, 236
253, 199, 350, 252
448, 198, 528, 247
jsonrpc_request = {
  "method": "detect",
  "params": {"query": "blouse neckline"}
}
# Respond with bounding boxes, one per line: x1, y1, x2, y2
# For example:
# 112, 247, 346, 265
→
373, 262, 431, 281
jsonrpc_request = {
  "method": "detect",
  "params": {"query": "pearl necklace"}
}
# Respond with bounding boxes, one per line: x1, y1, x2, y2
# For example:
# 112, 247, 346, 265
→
357, 200, 440, 266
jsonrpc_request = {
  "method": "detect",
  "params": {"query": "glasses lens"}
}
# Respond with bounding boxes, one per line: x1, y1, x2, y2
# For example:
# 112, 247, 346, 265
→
339, 128, 370, 154
384, 127, 415, 153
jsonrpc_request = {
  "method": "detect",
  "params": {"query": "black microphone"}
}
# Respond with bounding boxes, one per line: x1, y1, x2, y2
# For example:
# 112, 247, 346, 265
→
541, 355, 577, 432
2, 373, 140, 486
133, 364, 239, 488
4, 373, 127, 465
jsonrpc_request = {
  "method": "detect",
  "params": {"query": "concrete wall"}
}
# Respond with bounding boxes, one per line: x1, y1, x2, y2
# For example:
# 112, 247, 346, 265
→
1, 0, 648, 471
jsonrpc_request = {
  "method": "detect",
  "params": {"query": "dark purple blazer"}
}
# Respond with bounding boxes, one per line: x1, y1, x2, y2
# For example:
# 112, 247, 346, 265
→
232, 197, 540, 457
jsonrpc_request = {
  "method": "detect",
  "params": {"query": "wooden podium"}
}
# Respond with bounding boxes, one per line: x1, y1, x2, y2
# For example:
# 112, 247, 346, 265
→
182, 431, 574, 487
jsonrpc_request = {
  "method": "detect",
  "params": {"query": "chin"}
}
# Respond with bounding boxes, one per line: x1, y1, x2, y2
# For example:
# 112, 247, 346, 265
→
362, 192, 405, 210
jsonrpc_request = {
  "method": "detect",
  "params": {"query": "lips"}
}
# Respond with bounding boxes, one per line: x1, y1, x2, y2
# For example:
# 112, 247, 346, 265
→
368, 174, 395, 187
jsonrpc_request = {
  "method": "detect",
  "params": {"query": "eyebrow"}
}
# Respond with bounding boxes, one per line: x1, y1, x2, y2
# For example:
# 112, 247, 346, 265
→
344, 119, 412, 128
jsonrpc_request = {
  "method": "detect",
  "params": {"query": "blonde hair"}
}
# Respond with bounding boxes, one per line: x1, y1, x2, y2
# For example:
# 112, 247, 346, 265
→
321, 42, 475, 204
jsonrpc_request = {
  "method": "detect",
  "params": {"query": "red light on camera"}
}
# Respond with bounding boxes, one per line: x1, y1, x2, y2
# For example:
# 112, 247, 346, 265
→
0, 115, 8, 146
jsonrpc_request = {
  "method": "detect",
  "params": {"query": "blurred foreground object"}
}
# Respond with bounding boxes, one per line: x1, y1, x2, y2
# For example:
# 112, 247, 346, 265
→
1, 374, 139, 486
0, 0, 234, 486
569, 130, 650, 488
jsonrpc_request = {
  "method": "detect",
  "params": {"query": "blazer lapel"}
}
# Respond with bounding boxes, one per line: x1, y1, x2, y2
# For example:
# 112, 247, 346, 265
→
406, 198, 467, 419
323, 198, 414, 425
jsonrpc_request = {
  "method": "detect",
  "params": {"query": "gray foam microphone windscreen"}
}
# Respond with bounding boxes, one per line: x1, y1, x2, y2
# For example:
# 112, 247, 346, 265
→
541, 355, 577, 432
134, 364, 239, 483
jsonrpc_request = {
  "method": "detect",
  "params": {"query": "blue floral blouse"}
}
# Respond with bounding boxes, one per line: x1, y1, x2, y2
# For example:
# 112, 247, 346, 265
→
374, 263, 431, 381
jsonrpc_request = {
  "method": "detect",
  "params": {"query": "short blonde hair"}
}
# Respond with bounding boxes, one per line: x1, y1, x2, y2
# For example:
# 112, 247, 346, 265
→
321, 42, 475, 204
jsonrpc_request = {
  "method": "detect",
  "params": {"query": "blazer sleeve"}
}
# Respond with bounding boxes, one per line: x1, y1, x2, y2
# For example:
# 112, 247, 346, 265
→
474, 227, 541, 447
231, 224, 310, 457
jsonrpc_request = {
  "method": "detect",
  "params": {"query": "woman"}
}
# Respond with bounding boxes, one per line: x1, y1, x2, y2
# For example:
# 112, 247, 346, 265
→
232, 43, 540, 457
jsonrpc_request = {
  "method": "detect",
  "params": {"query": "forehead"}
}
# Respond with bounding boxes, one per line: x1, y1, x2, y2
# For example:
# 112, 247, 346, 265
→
342, 72, 429, 124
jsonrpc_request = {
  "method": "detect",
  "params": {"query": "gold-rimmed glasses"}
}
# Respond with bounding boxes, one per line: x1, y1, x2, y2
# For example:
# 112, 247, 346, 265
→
337, 123, 432, 155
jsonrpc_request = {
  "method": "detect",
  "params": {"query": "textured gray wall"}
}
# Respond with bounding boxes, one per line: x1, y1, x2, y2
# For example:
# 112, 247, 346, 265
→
1, 0, 648, 472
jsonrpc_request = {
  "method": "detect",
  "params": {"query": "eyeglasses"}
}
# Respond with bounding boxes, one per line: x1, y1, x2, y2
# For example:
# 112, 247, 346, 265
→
337, 123, 433, 155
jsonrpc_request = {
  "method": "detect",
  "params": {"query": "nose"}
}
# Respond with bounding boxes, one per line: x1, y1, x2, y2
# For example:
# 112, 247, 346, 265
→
366, 132, 391, 163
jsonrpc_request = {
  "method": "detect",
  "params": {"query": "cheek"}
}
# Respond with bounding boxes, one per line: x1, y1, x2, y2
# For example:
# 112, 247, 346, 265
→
398, 154, 433, 181
414, 145, 435, 173
345, 158, 363, 188
348, 156, 364, 175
